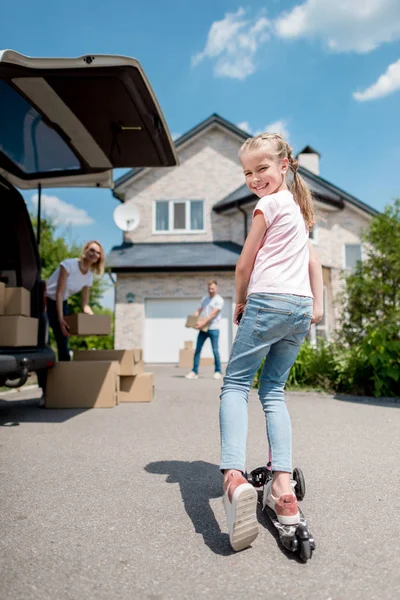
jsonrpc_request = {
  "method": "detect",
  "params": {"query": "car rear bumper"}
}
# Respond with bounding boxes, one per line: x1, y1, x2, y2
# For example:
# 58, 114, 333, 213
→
0, 346, 56, 379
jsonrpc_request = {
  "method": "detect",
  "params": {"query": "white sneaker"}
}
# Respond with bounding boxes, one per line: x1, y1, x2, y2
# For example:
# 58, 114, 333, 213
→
263, 479, 300, 525
185, 371, 198, 380
213, 372, 223, 380
223, 473, 258, 551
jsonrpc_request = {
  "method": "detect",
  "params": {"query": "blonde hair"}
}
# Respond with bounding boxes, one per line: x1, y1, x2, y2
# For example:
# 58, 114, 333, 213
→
81, 240, 105, 276
239, 133, 316, 229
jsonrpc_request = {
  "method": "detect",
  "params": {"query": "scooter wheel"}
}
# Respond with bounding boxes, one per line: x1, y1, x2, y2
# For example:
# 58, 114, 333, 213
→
300, 539, 312, 562
293, 467, 306, 501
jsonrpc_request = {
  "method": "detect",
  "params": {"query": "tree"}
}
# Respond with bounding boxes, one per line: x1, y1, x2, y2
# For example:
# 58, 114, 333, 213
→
339, 199, 400, 344
31, 215, 114, 351
337, 200, 400, 397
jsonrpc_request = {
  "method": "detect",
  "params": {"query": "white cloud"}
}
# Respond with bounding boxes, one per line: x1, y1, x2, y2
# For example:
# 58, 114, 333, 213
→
275, 0, 400, 53
263, 119, 290, 141
237, 119, 290, 140
354, 58, 400, 100
192, 8, 271, 80
31, 194, 94, 226
237, 121, 252, 132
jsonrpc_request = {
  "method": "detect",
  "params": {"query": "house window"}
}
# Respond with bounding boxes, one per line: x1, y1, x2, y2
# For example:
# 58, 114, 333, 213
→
345, 244, 362, 269
155, 201, 169, 231
154, 200, 205, 233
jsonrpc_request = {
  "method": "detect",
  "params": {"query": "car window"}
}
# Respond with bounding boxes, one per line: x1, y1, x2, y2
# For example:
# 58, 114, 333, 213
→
0, 79, 81, 174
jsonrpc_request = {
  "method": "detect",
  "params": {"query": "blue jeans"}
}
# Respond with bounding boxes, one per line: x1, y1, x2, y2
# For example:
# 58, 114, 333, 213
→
193, 329, 222, 374
220, 293, 313, 474
46, 298, 70, 362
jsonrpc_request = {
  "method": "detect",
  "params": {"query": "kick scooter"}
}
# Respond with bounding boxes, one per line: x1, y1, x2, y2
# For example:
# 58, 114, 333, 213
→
246, 452, 316, 562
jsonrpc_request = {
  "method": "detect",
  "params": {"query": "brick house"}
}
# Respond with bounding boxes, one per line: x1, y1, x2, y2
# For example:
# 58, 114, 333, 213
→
107, 114, 378, 363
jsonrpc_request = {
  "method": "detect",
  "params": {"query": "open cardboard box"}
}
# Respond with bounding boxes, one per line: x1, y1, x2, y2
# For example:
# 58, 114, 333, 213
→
74, 348, 143, 376
65, 314, 111, 336
45, 360, 119, 408
118, 372, 155, 403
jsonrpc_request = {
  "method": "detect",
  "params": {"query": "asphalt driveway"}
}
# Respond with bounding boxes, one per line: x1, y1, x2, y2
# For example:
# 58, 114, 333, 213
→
1, 365, 399, 600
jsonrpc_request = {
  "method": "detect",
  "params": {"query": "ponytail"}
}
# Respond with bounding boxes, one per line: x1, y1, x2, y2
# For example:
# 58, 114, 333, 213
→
288, 156, 316, 230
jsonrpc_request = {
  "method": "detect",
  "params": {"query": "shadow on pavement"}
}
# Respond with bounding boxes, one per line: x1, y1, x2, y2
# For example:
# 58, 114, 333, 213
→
0, 397, 88, 425
145, 460, 237, 556
333, 393, 399, 408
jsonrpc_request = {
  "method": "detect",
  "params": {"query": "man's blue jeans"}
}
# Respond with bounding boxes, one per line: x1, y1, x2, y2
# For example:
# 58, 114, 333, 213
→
193, 329, 222, 374
220, 293, 313, 474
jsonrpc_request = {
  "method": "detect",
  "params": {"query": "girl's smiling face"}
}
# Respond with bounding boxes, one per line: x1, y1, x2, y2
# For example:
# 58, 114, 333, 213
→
241, 148, 289, 198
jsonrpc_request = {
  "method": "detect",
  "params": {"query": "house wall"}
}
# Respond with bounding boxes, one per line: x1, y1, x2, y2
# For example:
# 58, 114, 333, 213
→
312, 203, 371, 327
114, 271, 236, 349
121, 126, 244, 244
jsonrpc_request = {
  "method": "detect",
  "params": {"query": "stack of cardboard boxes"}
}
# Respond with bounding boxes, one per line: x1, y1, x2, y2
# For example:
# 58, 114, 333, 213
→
0, 283, 38, 346
45, 349, 155, 409
179, 341, 214, 368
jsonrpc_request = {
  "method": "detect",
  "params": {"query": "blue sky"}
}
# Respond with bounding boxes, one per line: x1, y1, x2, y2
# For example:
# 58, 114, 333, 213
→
2, 1, 400, 308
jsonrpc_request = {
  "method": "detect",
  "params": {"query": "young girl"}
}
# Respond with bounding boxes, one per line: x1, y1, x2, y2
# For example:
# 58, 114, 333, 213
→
45, 240, 105, 361
220, 133, 323, 552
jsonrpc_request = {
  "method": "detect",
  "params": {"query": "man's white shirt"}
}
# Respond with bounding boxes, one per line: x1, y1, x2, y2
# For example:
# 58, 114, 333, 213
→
200, 294, 224, 330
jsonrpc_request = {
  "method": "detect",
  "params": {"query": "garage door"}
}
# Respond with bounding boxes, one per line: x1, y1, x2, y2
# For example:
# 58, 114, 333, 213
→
144, 298, 232, 364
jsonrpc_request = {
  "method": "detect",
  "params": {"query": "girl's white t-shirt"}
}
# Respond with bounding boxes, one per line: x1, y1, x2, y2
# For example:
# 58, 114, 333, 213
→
247, 190, 313, 298
46, 258, 93, 301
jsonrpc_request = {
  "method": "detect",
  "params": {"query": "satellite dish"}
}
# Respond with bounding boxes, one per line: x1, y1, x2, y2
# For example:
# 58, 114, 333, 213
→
113, 203, 141, 232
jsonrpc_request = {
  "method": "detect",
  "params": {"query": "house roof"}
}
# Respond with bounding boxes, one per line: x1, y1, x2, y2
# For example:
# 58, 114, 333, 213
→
113, 113, 249, 194
297, 145, 321, 157
107, 241, 242, 272
213, 165, 379, 216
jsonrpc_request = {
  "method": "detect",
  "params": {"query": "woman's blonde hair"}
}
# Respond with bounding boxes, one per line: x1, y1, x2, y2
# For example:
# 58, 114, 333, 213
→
239, 133, 315, 229
81, 240, 105, 276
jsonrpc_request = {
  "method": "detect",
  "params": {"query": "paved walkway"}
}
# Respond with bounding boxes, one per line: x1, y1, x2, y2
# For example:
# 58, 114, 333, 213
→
1, 365, 399, 600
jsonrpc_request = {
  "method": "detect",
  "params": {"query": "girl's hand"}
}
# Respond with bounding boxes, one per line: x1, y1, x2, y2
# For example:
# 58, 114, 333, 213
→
311, 306, 323, 325
59, 318, 70, 337
233, 303, 246, 325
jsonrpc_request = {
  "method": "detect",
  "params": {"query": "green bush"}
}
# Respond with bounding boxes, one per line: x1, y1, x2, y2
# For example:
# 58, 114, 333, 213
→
253, 326, 400, 398
335, 324, 400, 398
286, 340, 338, 392
253, 340, 338, 393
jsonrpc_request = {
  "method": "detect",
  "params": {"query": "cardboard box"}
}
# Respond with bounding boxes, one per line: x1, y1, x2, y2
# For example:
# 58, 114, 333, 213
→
4, 287, 30, 317
0, 282, 4, 315
0, 316, 38, 347
179, 348, 214, 368
45, 360, 119, 408
185, 315, 208, 333
64, 313, 111, 336
74, 349, 143, 376
184, 340, 194, 350
118, 372, 155, 403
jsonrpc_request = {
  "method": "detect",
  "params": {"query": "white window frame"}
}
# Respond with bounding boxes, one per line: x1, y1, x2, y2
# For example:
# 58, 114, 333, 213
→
343, 243, 363, 270
153, 199, 206, 234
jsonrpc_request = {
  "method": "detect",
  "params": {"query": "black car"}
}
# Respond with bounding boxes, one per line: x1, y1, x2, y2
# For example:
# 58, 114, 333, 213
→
0, 50, 178, 391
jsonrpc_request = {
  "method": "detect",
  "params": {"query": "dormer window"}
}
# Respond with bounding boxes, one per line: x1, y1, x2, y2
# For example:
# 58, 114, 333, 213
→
154, 200, 205, 233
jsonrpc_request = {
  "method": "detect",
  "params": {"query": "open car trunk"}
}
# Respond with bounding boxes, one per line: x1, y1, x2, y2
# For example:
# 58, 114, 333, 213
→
0, 50, 178, 190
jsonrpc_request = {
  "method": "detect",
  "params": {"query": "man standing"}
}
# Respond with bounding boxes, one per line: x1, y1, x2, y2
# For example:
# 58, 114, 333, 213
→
186, 280, 224, 380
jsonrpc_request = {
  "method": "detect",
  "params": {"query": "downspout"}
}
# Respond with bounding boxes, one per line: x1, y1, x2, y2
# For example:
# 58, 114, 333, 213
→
237, 203, 248, 240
